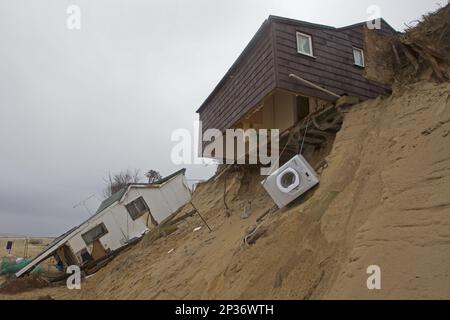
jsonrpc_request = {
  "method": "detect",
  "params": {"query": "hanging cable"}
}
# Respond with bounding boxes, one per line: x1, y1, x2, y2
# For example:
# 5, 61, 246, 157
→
299, 118, 310, 155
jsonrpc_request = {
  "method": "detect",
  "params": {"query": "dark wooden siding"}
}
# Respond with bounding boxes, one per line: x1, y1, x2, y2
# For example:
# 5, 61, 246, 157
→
273, 20, 393, 101
199, 23, 276, 133
197, 17, 396, 134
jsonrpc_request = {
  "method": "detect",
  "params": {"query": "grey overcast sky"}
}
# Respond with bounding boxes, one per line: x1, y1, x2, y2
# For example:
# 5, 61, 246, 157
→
0, 0, 444, 237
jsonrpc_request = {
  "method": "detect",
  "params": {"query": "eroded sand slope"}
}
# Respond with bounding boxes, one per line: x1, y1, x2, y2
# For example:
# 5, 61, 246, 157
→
2, 80, 449, 300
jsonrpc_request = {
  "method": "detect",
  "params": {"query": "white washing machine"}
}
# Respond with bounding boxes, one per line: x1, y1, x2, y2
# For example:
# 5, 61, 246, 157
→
262, 155, 319, 208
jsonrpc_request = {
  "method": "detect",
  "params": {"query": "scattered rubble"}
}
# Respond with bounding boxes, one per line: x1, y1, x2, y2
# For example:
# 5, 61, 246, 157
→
0, 275, 50, 295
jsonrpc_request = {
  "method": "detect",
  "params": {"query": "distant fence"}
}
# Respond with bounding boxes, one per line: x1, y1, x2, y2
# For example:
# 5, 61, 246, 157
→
0, 237, 53, 259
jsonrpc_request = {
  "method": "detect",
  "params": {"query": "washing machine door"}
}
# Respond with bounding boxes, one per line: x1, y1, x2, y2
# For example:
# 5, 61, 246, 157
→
276, 168, 301, 193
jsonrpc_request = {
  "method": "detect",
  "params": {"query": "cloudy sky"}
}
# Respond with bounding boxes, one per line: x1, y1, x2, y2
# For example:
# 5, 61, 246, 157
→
0, 0, 443, 237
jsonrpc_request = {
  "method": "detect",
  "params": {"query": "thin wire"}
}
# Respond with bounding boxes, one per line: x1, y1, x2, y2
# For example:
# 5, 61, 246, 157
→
299, 118, 310, 155
243, 224, 262, 247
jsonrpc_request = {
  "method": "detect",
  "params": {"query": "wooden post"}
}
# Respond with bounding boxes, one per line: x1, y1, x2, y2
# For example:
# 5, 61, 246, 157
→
23, 238, 28, 258
190, 201, 212, 232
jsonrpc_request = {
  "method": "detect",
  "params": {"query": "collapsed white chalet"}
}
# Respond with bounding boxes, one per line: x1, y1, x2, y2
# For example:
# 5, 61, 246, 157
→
16, 169, 191, 277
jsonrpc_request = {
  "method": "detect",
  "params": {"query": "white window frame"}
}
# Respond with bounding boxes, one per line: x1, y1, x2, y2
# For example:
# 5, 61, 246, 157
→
125, 196, 149, 220
353, 47, 365, 67
296, 32, 314, 57
81, 223, 108, 245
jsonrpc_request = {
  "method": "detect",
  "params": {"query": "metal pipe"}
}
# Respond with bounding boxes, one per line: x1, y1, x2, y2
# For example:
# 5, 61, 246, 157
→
289, 73, 341, 99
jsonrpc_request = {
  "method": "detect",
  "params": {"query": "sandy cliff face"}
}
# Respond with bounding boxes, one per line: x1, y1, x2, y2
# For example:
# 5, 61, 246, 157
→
206, 80, 450, 300
319, 81, 450, 299
2, 80, 449, 300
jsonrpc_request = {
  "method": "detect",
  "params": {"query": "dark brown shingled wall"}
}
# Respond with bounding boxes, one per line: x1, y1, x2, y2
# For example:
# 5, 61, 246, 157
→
273, 19, 393, 101
199, 23, 276, 133
197, 17, 396, 134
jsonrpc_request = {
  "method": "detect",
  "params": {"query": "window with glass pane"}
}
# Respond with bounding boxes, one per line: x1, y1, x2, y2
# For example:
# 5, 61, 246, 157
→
353, 48, 365, 67
296, 32, 313, 56
82, 223, 108, 245
125, 197, 149, 220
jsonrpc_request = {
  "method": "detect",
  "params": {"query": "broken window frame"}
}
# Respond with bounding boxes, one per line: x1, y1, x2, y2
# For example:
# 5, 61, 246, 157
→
353, 47, 365, 67
125, 196, 150, 220
81, 223, 108, 245
296, 32, 314, 57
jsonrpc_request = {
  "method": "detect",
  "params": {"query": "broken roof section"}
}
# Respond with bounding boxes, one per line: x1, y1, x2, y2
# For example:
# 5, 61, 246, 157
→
95, 188, 128, 215
95, 168, 187, 215
15, 168, 188, 278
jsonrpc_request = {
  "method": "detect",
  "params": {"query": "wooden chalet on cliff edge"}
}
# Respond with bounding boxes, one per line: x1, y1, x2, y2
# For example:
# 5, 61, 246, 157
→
196, 15, 396, 159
